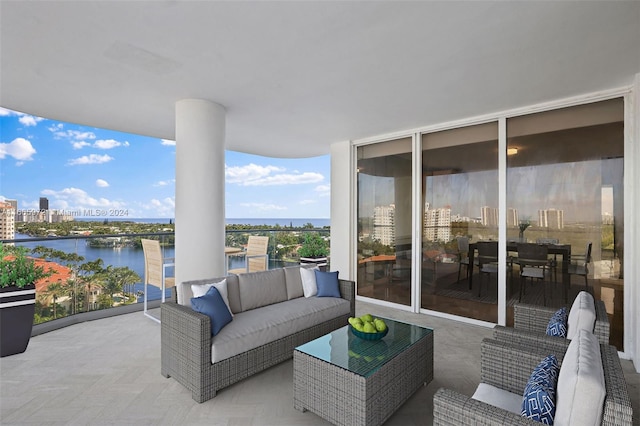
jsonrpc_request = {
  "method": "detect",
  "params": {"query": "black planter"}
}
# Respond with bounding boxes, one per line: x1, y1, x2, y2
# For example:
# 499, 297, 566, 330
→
0, 284, 36, 357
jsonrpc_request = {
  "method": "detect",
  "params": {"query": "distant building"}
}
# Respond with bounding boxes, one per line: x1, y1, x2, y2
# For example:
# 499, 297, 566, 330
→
538, 208, 564, 229
424, 205, 452, 242
39, 197, 49, 211
0, 201, 16, 241
373, 204, 395, 246
481, 206, 498, 227
507, 208, 519, 227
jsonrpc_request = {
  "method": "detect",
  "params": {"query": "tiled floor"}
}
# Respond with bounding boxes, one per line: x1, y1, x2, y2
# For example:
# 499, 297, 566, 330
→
1, 301, 638, 425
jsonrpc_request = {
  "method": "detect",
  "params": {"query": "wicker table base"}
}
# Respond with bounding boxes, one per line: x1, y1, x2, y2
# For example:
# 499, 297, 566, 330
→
293, 321, 434, 426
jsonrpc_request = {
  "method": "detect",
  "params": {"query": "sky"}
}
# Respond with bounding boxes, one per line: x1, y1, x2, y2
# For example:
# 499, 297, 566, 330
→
0, 108, 330, 219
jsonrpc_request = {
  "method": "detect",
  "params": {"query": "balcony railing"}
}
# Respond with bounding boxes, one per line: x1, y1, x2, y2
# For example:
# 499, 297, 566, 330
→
1, 227, 330, 332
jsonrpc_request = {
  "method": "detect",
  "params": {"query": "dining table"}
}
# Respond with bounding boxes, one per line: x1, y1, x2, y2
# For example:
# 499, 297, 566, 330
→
467, 241, 572, 303
224, 246, 244, 274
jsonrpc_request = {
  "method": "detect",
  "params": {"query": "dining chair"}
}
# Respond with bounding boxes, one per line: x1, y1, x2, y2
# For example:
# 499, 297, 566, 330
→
476, 241, 501, 297
141, 238, 175, 323
456, 236, 476, 284
537, 238, 560, 283
516, 243, 550, 305
228, 235, 269, 274
568, 241, 592, 290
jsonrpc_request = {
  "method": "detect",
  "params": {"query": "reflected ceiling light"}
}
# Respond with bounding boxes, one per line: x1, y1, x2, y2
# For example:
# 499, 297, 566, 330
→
507, 147, 518, 156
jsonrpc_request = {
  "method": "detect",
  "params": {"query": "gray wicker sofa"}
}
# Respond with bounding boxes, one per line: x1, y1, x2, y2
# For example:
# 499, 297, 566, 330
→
161, 266, 355, 403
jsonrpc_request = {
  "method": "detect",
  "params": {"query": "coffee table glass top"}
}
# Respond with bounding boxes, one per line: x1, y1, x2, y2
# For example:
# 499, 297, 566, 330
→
296, 317, 432, 378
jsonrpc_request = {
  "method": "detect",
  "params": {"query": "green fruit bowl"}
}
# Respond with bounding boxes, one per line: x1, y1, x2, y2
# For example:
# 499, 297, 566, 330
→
350, 325, 388, 340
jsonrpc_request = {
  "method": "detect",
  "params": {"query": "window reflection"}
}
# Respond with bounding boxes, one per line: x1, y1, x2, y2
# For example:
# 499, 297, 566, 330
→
356, 138, 412, 306
507, 98, 624, 350
421, 123, 499, 323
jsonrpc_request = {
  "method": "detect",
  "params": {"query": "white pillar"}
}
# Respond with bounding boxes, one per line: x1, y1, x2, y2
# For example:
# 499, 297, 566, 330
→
330, 141, 353, 279
628, 73, 640, 372
175, 99, 226, 293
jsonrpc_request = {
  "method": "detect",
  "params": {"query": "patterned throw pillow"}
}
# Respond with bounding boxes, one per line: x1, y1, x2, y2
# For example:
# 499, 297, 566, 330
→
521, 354, 560, 424
546, 307, 568, 337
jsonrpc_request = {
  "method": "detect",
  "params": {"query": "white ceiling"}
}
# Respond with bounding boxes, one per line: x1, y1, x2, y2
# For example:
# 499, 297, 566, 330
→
1, 1, 639, 158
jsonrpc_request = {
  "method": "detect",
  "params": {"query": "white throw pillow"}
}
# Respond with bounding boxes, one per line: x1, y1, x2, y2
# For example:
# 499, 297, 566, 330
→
300, 266, 319, 298
191, 279, 233, 316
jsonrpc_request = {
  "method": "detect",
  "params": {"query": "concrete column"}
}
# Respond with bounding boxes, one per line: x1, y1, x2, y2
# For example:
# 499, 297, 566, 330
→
629, 73, 640, 372
175, 99, 226, 293
330, 140, 353, 279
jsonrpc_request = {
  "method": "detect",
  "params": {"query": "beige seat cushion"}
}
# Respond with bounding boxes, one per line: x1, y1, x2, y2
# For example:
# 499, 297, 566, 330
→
567, 291, 596, 339
555, 329, 605, 426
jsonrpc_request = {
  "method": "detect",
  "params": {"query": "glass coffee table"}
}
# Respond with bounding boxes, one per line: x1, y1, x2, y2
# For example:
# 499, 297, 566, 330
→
293, 317, 433, 426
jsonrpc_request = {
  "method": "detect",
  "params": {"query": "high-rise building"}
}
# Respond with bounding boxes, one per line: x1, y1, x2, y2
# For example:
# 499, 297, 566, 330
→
39, 197, 49, 211
481, 206, 498, 227
0, 201, 16, 241
538, 208, 564, 229
423, 205, 452, 242
507, 208, 519, 227
373, 204, 395, 246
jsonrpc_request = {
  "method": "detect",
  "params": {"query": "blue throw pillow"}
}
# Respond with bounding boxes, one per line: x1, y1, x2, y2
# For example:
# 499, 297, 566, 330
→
546, 307, 568, 338
521, 354, 559, 424
191, 286, 232, 336
315, 270, 341, 297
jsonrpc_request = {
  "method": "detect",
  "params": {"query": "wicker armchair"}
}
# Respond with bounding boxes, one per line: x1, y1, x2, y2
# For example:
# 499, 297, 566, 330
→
433, 337, 632, 425
494, 298, 610, 351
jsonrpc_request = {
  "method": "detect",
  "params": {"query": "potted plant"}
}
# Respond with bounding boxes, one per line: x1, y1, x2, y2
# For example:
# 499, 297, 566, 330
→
298, 233, 329, 270
0, 244, 53, 357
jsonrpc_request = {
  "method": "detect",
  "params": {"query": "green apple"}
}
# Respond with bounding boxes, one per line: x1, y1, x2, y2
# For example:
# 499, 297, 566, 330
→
360, 313, 374, 323
374, 318, 387, 332
349, 317, 363, 327
353, 322, 365, 332
363, 322, 377, 333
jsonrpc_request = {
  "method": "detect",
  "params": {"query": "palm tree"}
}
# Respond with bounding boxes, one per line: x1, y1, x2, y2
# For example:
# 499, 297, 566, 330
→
99, 266, 141, 305
41, 282, 66, 319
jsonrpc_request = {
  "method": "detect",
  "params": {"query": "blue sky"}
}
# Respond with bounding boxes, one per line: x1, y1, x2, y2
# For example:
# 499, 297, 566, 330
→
0, 108, 330, 219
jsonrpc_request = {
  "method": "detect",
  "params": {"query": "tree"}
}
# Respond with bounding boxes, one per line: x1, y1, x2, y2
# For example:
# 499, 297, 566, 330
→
41, 281, 66, 319
99, 266, 140, 302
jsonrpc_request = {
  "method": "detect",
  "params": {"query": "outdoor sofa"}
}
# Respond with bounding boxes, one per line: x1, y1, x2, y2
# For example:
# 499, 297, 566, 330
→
433, 330, 633, 425
160, 265, 355, 403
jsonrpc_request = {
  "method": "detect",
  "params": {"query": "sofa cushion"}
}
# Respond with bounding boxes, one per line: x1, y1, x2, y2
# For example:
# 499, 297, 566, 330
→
191, 278, 233, 317
546, 307, 568, 338
238, 268, 287, 311
191, 286, 233, 336
472, 383, 522, 415
555, 329, 605, 426
315, 270, 341, 297
521, 354, 559, 424
567, 291, 596, 339
210, 296, 350, 363
300, 265, 318, 297
284, 266, 304, 300
180, 275, 242, 314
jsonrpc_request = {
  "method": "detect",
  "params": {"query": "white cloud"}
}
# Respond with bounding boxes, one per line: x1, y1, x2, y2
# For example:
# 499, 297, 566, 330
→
93, 139, 129, 149
67, 154, 114, 165
0, 108, 45, 127
96, 179, 109, 187
145, 197, 175, 217
315, 184, 331, 197
41, 187, 125, 210
226, 163, 323, 187
0, 137, 37, 161
299, 199, 317, 205
240, 202, 287, 211
154, 179, 175, 187
72, 141, 91, 150
51, 128, 97, 141
18, 115, 45, 127
161, 139, 176, 146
